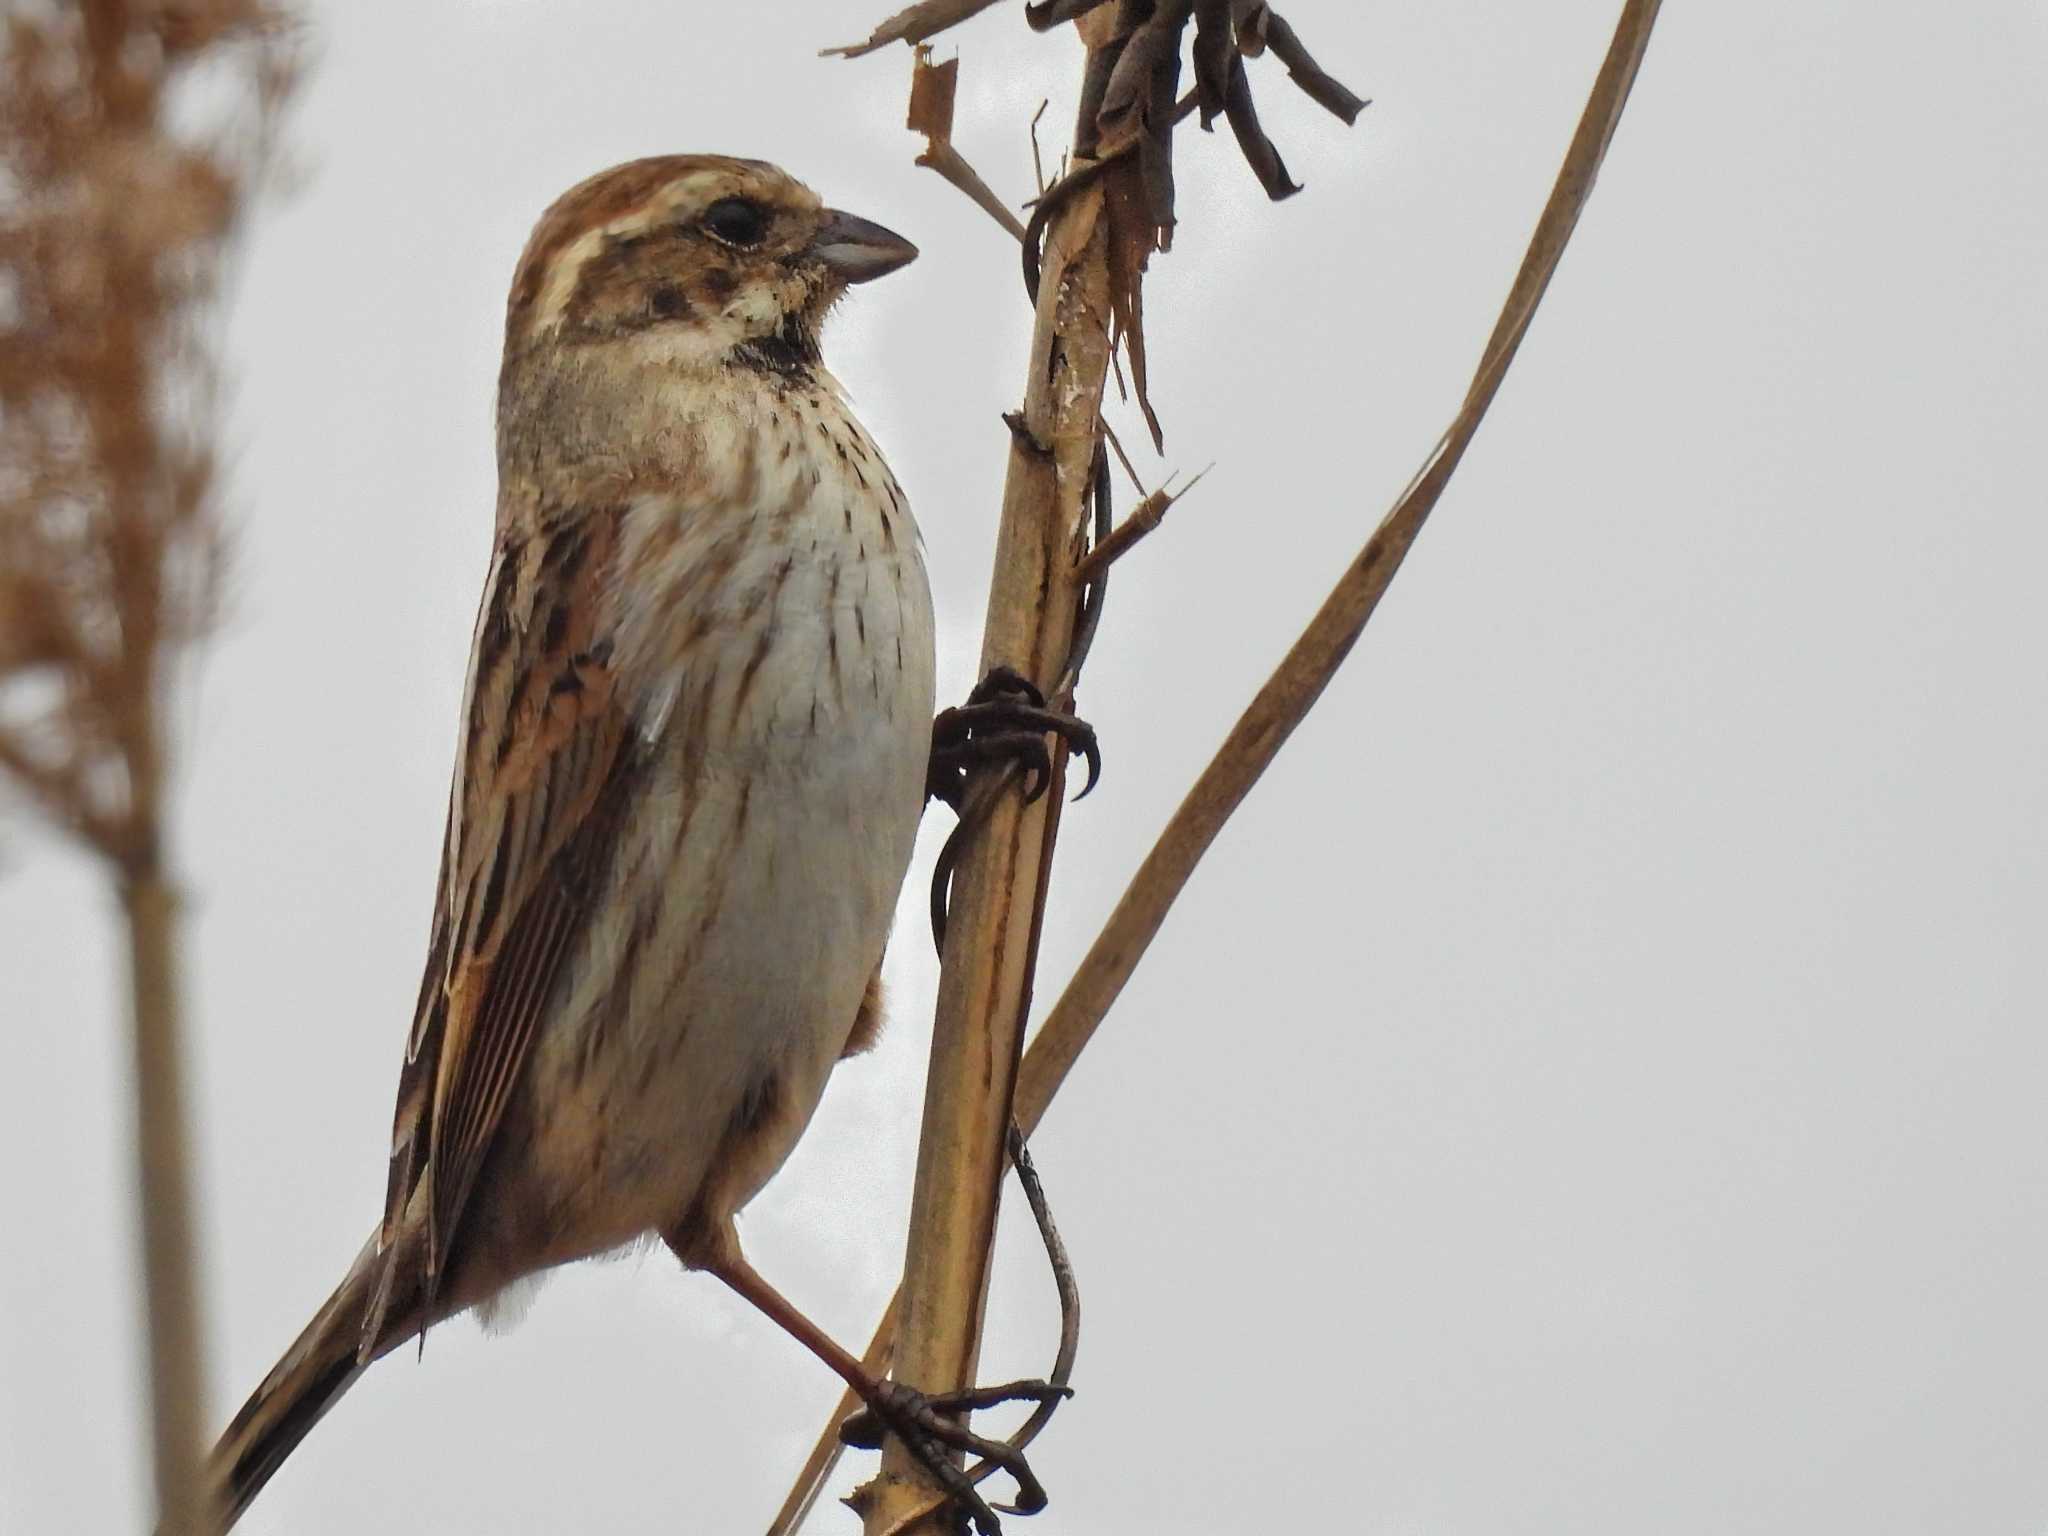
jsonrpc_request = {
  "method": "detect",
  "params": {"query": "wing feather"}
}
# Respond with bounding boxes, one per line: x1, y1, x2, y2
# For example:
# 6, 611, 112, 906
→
373, 510, 633, 1325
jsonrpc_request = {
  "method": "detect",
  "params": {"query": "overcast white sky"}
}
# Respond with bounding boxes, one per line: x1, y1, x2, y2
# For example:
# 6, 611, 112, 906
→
6, 2, 2048, 1533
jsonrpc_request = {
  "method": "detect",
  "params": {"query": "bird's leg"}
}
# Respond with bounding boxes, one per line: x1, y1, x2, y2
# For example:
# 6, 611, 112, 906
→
926, 666, 1100, 812
679, 1236, 1069, 1536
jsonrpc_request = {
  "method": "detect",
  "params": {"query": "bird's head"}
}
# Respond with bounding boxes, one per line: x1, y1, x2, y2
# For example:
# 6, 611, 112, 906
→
503, 155, 917, 380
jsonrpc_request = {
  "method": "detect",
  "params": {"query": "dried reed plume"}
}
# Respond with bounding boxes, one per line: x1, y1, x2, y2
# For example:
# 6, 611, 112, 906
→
0, 2, 296, 1529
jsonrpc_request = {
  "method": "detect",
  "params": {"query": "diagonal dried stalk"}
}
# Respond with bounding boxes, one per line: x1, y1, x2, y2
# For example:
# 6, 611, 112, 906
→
774, 1, 1663, 1527
1023, 0, 1665, 1135
0, 6, 297, 1531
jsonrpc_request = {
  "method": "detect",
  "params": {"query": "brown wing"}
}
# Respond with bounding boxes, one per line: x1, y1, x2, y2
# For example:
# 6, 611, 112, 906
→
376, 513, 631, 1320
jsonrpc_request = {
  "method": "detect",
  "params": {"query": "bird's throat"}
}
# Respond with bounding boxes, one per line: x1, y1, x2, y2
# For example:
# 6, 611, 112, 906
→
730, 309, 822, 379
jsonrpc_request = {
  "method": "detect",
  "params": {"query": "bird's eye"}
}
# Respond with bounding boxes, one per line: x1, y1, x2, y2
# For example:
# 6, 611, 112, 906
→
703, 197, 769, 248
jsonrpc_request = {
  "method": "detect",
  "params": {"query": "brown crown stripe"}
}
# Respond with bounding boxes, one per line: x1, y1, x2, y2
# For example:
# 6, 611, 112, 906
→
507, 154, 777, 319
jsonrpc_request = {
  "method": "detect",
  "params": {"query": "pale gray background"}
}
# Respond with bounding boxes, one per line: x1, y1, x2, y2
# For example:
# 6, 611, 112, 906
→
5, 2, 2047, 1532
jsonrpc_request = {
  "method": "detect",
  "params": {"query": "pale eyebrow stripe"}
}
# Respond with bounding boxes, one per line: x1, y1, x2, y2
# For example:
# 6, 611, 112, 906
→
528, 172, 731, 336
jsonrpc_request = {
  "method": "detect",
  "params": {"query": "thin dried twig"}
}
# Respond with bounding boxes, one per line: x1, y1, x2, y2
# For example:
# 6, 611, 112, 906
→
908, 50, 1029, 242
824, 0, 1012, 58
1071, 465, 1204, 582
774, 2, 1664, 1523
1100, 419, 1146, 494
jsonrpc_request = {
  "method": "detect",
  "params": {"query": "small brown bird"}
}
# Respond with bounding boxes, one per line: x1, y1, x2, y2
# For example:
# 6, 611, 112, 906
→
207, 155, 1061, 1532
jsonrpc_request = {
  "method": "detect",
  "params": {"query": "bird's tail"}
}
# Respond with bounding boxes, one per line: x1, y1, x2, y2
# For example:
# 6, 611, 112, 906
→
206, 1230, 395, 1531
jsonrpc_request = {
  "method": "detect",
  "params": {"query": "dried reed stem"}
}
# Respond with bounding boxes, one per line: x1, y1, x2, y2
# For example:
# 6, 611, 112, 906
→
123, 862, 212, 1533
774, 2, 1664, 1524
853, 173, 1114, 1536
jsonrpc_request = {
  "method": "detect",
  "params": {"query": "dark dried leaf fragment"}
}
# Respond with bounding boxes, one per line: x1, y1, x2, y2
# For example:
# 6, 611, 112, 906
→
1097, 0, 1190, 234
1024, 0, 1114, 29
1221, 50, 1300, 199
1260, 10, 1370, 124
1191, 0, 1233, 126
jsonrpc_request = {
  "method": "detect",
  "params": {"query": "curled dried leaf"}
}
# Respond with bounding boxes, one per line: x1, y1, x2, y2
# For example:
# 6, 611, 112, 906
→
1220, 49, 1300, 199
1191, 0, 1232, 126
906, 45, 960, 142
1260, 10, 1370, 124
1097, 0, 1189, 232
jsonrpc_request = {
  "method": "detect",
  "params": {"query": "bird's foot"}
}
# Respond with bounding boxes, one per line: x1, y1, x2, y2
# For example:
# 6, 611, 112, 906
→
840, 1376, 1074, 1534
926, 666, 1100, 812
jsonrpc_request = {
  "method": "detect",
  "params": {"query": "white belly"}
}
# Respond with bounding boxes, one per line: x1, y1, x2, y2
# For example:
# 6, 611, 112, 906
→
521, 384, 936, 1255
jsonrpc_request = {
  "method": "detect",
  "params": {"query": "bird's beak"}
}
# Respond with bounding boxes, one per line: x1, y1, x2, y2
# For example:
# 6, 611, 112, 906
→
808, 209, 919, 284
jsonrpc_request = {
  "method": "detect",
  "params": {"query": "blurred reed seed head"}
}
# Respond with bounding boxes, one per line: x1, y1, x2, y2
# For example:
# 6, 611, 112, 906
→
0, 0, 297, 865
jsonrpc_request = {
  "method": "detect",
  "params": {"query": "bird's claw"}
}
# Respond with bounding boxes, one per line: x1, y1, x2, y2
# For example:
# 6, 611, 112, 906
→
839, 1377, 1075, 1533
927, 666, 1101, 811
926, 666, 1101, 953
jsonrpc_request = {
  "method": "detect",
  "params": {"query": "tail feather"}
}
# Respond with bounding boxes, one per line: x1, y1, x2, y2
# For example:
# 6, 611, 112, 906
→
207, 1232, 394, 1531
